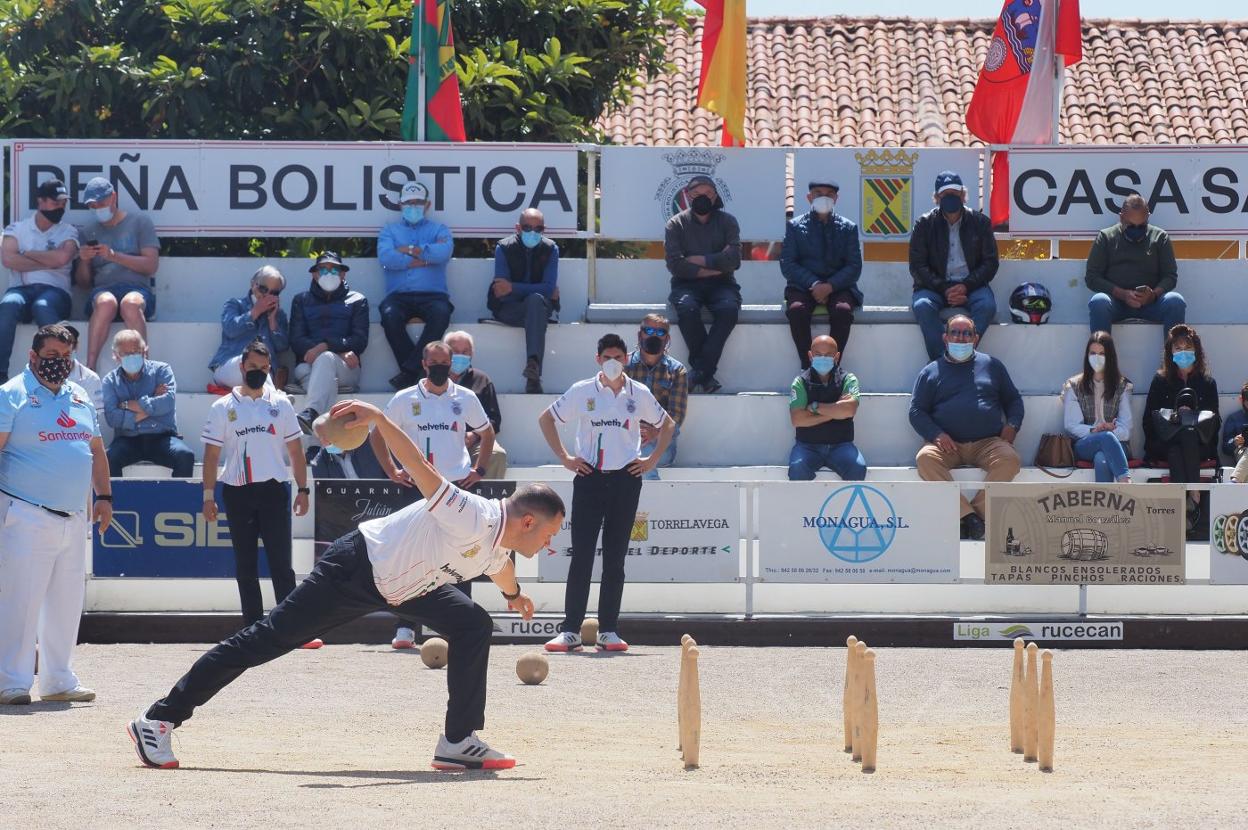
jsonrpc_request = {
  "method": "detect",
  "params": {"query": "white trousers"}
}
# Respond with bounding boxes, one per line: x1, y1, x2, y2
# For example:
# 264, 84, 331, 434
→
293, 351, 361, 415
0, 497, 88, 695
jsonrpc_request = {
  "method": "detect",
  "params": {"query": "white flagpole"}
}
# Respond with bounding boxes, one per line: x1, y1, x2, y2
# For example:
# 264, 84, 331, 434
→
417, 0, 427, 141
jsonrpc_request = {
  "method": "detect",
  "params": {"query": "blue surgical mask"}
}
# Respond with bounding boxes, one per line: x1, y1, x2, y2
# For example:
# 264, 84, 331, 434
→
1172, 350, 1196, 369
520, 230, 542, 249
947, 342, 975, 362
810, 355, 836, 375
93, 206, 114, 222
402, 204, 424, 224
450, 353, 471, 375
120, 354, 144, 374
322, 443, 343, 455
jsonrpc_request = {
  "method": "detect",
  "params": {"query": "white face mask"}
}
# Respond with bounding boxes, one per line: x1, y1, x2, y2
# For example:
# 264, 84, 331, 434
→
317, 274, 342, 293
600, 358, 624, 380
811, 196, 836, 215
1088, 354, 1106, 372
94, 206, 114, 222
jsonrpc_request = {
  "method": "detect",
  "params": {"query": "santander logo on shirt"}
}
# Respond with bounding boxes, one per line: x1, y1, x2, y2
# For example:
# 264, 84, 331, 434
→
56, 410, 76, 428
39, 409, 92, 442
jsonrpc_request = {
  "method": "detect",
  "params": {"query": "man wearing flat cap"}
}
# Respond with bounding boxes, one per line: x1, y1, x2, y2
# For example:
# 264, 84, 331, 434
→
908, 171, 999, 361
779, 180, 863, 369
663, 175, 742, 394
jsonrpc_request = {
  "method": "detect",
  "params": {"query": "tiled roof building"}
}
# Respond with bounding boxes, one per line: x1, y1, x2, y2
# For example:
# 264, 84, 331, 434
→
598, 16, 1248, 147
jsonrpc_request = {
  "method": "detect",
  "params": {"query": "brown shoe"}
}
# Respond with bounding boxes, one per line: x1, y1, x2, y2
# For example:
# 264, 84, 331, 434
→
523, 358, 542, 394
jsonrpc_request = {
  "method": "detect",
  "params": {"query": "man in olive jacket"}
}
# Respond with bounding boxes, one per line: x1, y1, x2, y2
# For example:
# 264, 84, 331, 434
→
1085, 192, 1185, 334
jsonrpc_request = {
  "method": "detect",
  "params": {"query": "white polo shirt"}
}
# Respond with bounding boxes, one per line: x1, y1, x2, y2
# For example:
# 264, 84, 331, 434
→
202, 389, 301, 486
1, 216, 79, 293
548, 375, 665, 471
384, 380, 489, 481
361, 480, 510, 605
68, 361, 104, 417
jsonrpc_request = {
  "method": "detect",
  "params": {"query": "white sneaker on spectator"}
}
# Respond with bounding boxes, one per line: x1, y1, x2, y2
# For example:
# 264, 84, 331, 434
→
544, 631, 583, 652
392, 627, 416, 649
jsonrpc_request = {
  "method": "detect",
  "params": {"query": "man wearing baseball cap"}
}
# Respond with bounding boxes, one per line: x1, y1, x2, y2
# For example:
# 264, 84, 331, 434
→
908, 170, 999, 361
377, 181, 455, 390
0, 179, 78, 384
75, 176, 161, 371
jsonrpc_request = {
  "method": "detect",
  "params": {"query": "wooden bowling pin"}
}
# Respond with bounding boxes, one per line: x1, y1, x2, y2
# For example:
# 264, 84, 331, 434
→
680, 645, 701, 768
1023, 642, 1039, 763
1010, 639, 1025, 754
678, 635, 695, 750
1038, 650, 1055, 772
851, 641, 867, 762
843, 635, 859, 753
860, 649, 879, 773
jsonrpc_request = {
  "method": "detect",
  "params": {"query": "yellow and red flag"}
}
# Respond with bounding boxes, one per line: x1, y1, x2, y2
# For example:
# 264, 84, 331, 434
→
401, 0, 466, 142
694, 0, 747, 147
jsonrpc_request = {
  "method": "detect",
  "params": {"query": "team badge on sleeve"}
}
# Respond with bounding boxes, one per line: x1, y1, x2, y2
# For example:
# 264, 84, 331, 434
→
586, 400, 595, 412
412, 402, 422, 416
227, 408, 238, 422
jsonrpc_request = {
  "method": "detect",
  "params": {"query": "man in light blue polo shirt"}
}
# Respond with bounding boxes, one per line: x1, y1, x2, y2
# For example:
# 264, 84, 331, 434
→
377, 180, 455, 390
0, 323, 113, 705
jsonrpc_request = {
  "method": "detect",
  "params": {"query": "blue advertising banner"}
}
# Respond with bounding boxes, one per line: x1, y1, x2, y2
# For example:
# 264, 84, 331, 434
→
92, 479, 278, 578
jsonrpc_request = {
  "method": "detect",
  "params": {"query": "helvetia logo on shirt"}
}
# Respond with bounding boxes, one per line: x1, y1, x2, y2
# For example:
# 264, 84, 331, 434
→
234, 424, 277, 437
589, 418, 627, 429
415, 422, 457, 432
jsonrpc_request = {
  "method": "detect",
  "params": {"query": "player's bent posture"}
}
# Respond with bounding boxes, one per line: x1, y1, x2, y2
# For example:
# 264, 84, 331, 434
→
127, 399, 563, 771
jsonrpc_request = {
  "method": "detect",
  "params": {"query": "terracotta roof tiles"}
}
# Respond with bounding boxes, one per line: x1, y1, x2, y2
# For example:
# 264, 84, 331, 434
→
598, 16, 1248, 147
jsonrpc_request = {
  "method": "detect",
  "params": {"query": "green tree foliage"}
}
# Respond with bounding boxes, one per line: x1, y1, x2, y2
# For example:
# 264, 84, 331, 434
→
0, 0, 687, 143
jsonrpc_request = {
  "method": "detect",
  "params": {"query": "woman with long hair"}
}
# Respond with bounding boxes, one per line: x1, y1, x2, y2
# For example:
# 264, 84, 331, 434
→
1062, 331, 1133, 482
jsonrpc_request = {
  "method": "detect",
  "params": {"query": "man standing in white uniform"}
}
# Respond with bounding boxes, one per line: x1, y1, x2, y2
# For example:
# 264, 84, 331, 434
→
128, 398, 563, 771
0, 324, 113, 705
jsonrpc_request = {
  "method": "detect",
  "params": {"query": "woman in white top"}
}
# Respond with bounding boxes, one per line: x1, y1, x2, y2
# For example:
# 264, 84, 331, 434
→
201, 340, 310, 632
1061, 330, 1133, 483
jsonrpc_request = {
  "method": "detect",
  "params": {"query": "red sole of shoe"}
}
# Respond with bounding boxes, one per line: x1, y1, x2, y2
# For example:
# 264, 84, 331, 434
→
300, 641, 323, 649
392, 642, 414, 650
430, 759, 516, 771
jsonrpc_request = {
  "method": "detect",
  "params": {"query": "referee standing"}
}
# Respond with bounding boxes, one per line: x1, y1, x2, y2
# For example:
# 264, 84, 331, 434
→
538, 333, 673, 653
0, 324, 112, 705
201, 340, 313, 642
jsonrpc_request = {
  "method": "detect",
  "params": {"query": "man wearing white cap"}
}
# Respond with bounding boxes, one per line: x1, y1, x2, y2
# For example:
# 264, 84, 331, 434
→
377, 181, 455, 390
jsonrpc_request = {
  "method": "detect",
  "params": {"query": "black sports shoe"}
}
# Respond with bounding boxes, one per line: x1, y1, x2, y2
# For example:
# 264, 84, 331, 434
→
699, 376, 723, 394
296, 408, 318, 436
962, 513, 986, 541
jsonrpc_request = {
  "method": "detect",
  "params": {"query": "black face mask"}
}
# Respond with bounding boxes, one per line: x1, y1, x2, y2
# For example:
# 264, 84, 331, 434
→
39, 207, 66, 224
641, 335, 665, 356
1123, 223, 1148, 242
244, 369, 268, 390
691, 195, 715, 216
35, 355, 73, 385
426, 364, 451, 385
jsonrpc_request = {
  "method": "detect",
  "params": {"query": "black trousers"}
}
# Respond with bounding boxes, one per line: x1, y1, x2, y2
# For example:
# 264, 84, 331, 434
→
147, 531, 494, 742
784, 285, 856, 367
222, 480, 295, 626
1162, 430, 1205, 484
560, 469, 643, 634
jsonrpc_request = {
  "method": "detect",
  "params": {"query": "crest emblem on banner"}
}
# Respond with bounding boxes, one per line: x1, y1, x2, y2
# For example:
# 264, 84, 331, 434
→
856, 149, 918, 238
655, 150, 731, 223
630, 511, 649, 542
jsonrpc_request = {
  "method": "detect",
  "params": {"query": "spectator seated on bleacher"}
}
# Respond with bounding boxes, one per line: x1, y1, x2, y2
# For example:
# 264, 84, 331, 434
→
61, 323, 103, 418
102, 329, 193, 478
625, 313, 688, 480
76, 177, 160, 372
1143, 324, 1220, 535
787, 334, 866, 482
377, 180, 453, 391
1085, 192, 1186, 335
445, 329, 507, 480
209, 265, 290, 392
309, 422, 388, 480
664, 175, 742, 395
289, 252, 368, 434
1062, 330, 1134, 483
910, 314, 1023, 541
489, 208, 560, 394
0, 178, 77, 384
779, 179, 862, 369
1218, 381, 1248, 469
909, 171, 999, 362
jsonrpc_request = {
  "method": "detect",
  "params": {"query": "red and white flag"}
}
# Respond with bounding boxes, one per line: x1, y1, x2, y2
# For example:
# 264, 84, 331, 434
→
966, 0, 1082, 226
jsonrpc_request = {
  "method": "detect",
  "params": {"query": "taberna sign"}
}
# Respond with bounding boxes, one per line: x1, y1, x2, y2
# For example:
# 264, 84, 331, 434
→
8, 139, 579, 238
1008, 145, 1248, 236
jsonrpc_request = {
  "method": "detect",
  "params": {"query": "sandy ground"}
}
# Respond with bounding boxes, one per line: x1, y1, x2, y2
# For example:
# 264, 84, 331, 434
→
5, 643, 1248, 829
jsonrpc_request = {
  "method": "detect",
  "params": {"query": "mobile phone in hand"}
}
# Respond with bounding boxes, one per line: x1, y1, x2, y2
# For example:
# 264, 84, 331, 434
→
86, 239, 98, 246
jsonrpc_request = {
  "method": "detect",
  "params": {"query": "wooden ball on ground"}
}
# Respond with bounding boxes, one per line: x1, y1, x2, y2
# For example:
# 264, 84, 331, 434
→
313, 411, 368, 451
516, 652, 549, 685
581, 618, 599, 645
420, 637, 448, 669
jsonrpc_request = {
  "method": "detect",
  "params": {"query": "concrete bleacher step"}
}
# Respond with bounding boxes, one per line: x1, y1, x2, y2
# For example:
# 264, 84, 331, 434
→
585, 302, 914, 324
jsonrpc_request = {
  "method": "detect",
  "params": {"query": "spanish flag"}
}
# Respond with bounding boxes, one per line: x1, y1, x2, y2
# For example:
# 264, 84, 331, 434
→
694, 0, 747, 147
401, 0, 467, 142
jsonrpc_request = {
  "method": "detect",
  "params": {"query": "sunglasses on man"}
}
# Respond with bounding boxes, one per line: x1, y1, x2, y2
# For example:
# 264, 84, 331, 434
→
946, 329, 975, 341
519, 224, 545, 233
255, 284, 281, 297
642, 326, 668, 337
316, 267, 342, 278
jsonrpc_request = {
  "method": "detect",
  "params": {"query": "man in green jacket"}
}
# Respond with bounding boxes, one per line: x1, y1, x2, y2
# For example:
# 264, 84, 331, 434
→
1086, 192, 1185, 334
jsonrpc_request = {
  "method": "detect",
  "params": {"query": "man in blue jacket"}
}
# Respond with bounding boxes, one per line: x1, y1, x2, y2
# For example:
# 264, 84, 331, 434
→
377, 181, 454, 390
208, 265, 290, 389
490, 208, 559, 394
290, 252, 369, 432
779, 180, 863, 368
103, 329, 194, 477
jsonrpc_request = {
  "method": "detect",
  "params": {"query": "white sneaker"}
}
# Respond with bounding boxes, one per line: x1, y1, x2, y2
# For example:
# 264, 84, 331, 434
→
0, 688, 31, 705
392, 627, 416, 649
431, 732, 515, 771
596, 631, 629, 652
127, 712, 179, 769
41, 685, 96, 702
544, 631, 583, 652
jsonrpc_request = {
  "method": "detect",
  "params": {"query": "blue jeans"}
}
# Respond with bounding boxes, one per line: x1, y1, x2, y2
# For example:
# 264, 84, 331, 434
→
912, 286, 997, 361
1087, 291, 1185, 334
640, 425, 679, 481
0, 284, 72, 380
1074, 432, 1130, 482
106, 433, 196, 477
379, 291, 453, 376
788, 440, 868, 481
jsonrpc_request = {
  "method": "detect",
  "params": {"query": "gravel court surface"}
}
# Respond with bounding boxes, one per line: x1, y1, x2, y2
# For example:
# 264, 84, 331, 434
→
5, 643, 1248, 829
